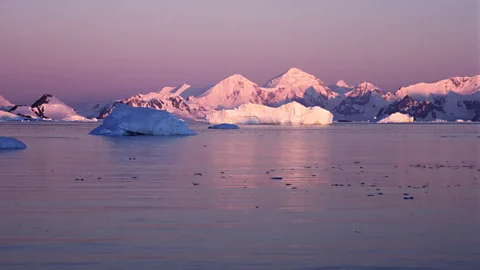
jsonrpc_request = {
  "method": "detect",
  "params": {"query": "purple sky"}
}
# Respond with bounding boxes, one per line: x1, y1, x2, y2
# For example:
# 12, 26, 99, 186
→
0, 0, 478, 106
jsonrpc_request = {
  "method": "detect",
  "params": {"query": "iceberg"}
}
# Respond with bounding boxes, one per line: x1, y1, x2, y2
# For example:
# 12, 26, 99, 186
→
208, 123, 240, 129
206, 102, 333, 125
0, 137, 27, 149
89, 104, 196, 136
378, 112, 414, 123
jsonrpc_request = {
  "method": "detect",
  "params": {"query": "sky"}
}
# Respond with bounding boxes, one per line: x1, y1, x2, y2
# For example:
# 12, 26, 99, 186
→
0, 0, 479, 106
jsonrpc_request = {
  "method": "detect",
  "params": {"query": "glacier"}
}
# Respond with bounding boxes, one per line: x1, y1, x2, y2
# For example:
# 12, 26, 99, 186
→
206, 102, 333, 125
0, 137, 27, 149
89, 104, 196, 136
378, 112, 414, 123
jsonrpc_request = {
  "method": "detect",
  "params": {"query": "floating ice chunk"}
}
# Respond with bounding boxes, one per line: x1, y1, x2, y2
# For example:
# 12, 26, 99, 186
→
0, 137, 27, 149
378, 112, 414, 123
89, 104, 196, 136
206, 102, 333, 125
208, 123, 240, 129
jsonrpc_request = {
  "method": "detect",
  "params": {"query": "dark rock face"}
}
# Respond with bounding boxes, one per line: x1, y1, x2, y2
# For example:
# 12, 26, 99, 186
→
263, 87, 327, 109
376, 95, 444, 120
333, 82, 388, 116
30, 94, 55, 118
7, 105, 34, 119
31, 94, 53, 108
464, 100, 480, 121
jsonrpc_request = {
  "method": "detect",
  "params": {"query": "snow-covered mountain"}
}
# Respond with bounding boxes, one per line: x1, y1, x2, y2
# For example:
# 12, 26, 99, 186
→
121, 93, 194, 118
332, 82, 395, 121
89, 68, 341, 119
147, 84, 209, 100
5, 69, 479, 123
376, 95, 443, 121
0, 110, 26, 121
8, 105, 41, 119
262, 68, 338, 108
329, 80, 354, 95
31, 94, 94, 121
0, 95, 14, 111
80, 71, 480, 122
377, 93, 480, 122
77, 101, 116, 119
189, 74, 264, 111
8, 94, 93, 121
85, 90, 198, 120
373, 75, 480, 121
395, 75, 480, 99
171, 84, 209, 99
187, 67, 338, 112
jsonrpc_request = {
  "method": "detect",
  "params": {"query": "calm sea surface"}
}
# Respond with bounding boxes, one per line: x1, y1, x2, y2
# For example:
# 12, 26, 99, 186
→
0, 122, 479, 270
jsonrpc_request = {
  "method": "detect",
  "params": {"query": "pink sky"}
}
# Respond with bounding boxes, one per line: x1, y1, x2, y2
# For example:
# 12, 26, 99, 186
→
0, 0, 478, 106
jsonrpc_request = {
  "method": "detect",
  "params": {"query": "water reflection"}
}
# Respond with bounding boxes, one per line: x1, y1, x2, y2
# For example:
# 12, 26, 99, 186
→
0, 123, 479, 269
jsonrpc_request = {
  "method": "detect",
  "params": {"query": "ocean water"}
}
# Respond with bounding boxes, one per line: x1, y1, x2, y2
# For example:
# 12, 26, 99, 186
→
0, 122, 479, 270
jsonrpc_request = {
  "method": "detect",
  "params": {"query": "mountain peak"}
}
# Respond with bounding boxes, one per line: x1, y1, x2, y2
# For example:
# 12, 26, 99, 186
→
356, 81, 380, 91
284, 67, 306, 74
31, 94, 60, 108
0, 95, 14, 107
178, 83, 191, 89
336, 80, 352, 88
264, 68, 319, 88
278, 67, 313, 79
395, 74, 480, 98
222, 73, 252, 82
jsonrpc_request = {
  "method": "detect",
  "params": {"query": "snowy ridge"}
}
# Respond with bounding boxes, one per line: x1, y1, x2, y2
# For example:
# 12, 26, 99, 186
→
262, 67, 338, 107
377, 92, 480, 122
77, 71, 480, 122
7, 94, 94, 121
8, 105, 40, 119
329, 80, 354, 95
332, 82, 395, 121
395, 75, 480, 99
189, 74, 264, 111
85, 91, 197, 120
0, 95, 14, 111
336, 80, 353, 89
30, 94, 94, 121
0, 111, 26, 121
4, 70, 480, 122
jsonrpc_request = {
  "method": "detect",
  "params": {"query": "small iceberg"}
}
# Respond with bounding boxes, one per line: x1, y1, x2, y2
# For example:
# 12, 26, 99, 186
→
208, 123, 239, 129
89, 104, 196, 136
206, 101, 333, 125
378, 112, 414, 123
0, 137, 27, 149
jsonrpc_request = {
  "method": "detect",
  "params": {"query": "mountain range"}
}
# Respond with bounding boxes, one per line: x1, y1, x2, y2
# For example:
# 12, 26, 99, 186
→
1, 68, 479, 122
2, 94, 92, 121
